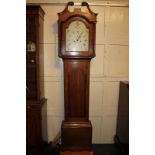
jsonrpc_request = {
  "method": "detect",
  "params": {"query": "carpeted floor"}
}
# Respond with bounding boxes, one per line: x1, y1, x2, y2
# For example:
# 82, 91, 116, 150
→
45, 144, 122, 155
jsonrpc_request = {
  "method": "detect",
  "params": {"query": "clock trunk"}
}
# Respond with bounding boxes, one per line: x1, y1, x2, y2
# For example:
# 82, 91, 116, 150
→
62, 59, 92, 150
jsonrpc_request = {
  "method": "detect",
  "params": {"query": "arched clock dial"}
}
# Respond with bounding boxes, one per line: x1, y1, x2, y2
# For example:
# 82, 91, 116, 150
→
66, 21, 89, 51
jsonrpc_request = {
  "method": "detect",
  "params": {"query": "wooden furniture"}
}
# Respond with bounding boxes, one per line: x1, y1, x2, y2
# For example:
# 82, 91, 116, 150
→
115, 81, 129, 155
58, 1, 97, 152
26, 6, 46, 155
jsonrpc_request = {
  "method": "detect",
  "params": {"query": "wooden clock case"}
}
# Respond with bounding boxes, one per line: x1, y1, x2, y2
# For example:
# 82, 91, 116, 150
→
58, 2, 97, 151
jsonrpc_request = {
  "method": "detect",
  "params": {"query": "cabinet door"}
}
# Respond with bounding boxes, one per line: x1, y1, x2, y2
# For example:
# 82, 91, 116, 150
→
26, 15, 38, 100
26, 107, 42, 147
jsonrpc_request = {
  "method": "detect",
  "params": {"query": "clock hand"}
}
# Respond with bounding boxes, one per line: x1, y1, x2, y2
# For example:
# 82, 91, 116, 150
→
76, 32, 83, 41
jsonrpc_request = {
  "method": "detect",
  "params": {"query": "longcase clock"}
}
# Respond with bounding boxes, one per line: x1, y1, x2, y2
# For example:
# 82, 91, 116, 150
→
58, 1, 97, 152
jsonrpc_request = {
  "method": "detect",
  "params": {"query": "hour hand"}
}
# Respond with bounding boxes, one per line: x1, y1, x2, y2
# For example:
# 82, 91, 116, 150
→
76, 32, 83, 41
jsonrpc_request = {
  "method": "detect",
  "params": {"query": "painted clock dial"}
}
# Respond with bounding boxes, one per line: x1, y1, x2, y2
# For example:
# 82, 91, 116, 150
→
66, 21, 89, 51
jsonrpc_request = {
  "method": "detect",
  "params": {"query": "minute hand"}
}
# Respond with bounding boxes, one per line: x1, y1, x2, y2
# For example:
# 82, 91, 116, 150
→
76, 32, 83, 41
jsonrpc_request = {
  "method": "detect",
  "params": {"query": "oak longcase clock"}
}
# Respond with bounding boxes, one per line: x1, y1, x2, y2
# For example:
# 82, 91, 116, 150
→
58, 1, 97, 152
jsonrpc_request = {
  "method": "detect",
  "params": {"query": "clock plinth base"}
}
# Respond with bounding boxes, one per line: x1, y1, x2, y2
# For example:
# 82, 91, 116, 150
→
61, 120, 92, 151
60, 151, 94, 155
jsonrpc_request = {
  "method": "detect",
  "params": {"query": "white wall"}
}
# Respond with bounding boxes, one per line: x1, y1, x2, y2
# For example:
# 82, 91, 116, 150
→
28, 1, 129, 144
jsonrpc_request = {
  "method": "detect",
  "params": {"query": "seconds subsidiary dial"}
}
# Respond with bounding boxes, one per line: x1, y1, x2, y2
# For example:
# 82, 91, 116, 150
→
66, 21, 89, 51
